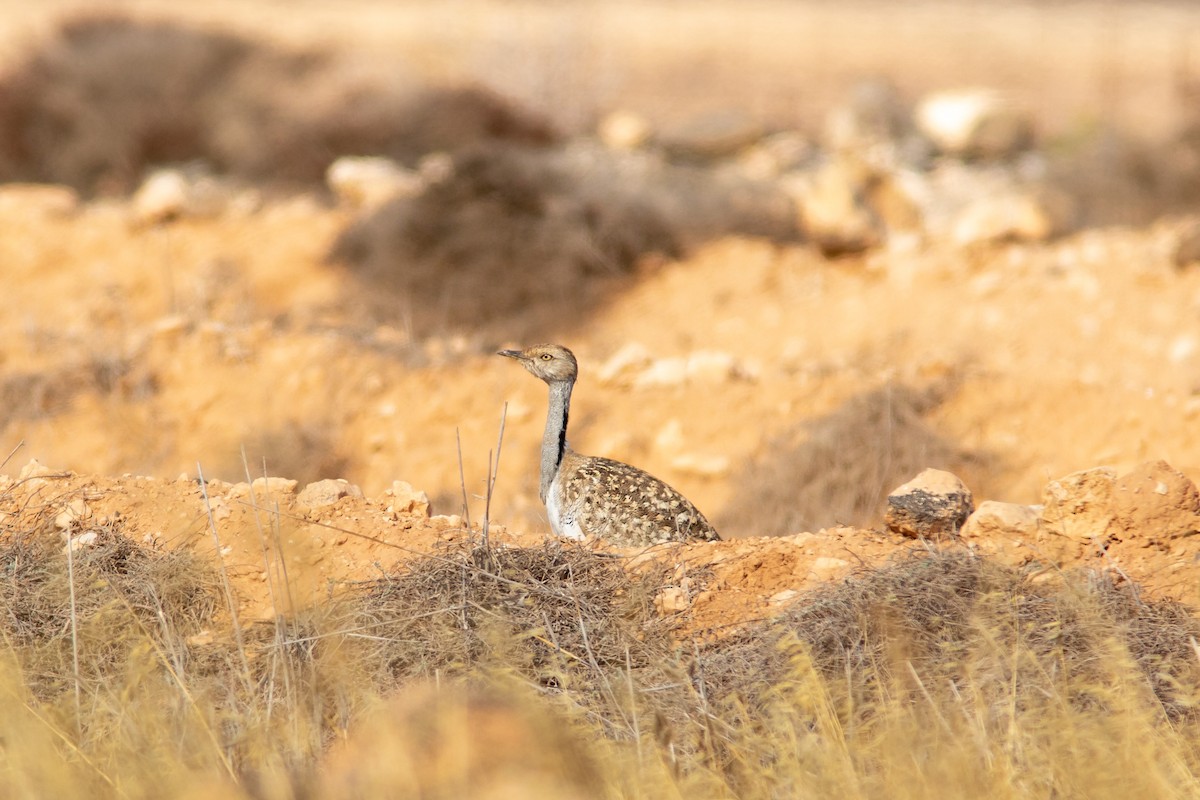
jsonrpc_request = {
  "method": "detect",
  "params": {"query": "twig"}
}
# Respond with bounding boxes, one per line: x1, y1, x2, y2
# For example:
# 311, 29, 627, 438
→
197, 462, 251, 681
64, 528, 82, 738
455, 428, 473, 534
482, 402, 509, 554
0, 439, 24, 472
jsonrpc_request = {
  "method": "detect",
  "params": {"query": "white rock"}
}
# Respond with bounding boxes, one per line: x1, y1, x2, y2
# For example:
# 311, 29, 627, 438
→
54, 498, 90, 531
598, 110, 653, 150
634, 358, 689, 389
297, 479, 363, 509
18, 458, 57, 480
252, 476, 299, 496
0, 184, 79, 218
915, 89, 1031, 159
654, 419, 686, 454
66, 530, 99, 552
810, 556, 851, 577
685, 351, 739, 383
1041, 467, 1117, 541
326, 156, 422, 208
596, 342, 653, 386
388, 480, 431, 517
783, 158, 882, 255
132, 169, 185, 223
670, 453, 731, 478
960, 500, 1040, 540
768, 589, 800, 606
654, 586, 690, 614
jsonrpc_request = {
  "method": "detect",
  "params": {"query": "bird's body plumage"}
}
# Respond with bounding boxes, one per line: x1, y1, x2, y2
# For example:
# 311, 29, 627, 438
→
499, 344, 719, 546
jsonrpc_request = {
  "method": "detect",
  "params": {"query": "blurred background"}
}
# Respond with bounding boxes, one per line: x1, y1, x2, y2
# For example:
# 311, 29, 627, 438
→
3, 0, 1200, 537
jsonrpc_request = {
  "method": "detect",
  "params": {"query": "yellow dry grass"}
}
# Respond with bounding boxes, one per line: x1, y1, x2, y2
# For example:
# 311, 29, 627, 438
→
3, 491, 1200, 799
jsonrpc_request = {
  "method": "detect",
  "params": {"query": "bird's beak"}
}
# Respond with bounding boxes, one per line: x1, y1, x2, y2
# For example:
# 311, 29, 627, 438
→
497, 349, 523, 360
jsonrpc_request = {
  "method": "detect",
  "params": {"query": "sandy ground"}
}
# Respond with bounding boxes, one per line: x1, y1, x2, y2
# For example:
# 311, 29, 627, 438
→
4, 1, 1200, 634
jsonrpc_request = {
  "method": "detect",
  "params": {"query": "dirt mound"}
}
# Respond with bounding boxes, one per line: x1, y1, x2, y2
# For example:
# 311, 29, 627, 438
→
0, 14, 555, 193
330, 143, 797, 337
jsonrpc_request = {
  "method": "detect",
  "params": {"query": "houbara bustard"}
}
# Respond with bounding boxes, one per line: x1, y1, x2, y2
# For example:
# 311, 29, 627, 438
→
499, 344, 720, 546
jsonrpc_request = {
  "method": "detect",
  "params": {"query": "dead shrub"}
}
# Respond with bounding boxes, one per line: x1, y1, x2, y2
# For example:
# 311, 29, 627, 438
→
0, 14, 555, 192
336, 541, 701, 736
328, 143, 798, 338
702, 549, 1200, 725
717, 381, 987, 536
0, 519, 221, 699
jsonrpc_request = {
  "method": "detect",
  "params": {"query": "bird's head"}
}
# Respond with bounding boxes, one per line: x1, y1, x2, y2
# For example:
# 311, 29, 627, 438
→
498, 343, 579, 384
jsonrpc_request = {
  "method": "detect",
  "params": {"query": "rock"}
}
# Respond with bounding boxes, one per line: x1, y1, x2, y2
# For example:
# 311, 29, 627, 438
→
884, 468, 974, 538
915, 89, 1032, 159
297, 479, 364, 509
960, 500, 1041, 540
0, 183, 79, 218
950, 188, 1068, 244
54, 498, 91, 531
431, 514, 464, 530
387, 480, 431, 517
326, 156, 423, 208
252, 476, 299, 496
660, 109, 763, 161
1040, 467, 1117, 542
784, 158, 883, 256
685, 351, 739, 383
654, 586, 690, 614
633, 358, 689, 389
131, 167, 229, 225
1173, 220, 1200, 269
597, 110, 653, 150
18, 458, 58, 481
596, 342, 653, 387
1111, 460, 1200, 543
916, 161, 1073, 245
65, 530, 99, 552
670, 453, 732, 478
768, 589, 800, 606
810, 556, 851, 578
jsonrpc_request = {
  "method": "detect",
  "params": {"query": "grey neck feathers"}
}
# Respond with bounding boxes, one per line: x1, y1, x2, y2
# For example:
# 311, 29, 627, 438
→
540, 379, 573, 502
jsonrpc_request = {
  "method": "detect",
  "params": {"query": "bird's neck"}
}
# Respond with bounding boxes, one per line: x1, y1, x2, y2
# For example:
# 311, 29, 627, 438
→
540, 379, 573, 502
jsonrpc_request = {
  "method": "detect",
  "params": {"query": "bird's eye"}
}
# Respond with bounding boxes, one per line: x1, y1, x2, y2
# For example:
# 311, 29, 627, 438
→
540, 354, 552, 360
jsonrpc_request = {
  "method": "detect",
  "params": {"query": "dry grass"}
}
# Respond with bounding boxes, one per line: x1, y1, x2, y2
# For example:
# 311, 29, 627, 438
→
718, 381, 988, 536
0, 14, 554, 193
329, 142, 797, 338
2, 483, 1200, 798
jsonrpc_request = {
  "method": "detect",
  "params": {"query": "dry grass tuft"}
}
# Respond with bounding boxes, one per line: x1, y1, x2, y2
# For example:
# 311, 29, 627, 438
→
0, 519, 221, 699
329, 142, 797, 338
0, 14, 554, 193
336, 540, 701, 738
3, 494, 1200, 797
705, 549, 1200, 723
718, 381, 987, 536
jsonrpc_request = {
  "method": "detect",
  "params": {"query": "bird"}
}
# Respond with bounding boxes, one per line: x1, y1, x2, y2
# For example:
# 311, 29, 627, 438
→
498, 343, 720, 546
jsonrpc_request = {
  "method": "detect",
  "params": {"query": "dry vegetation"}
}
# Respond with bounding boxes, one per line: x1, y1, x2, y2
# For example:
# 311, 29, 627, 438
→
5, 2, 1200, 797
4, 473, 1200, 797
0, 14, 554, 193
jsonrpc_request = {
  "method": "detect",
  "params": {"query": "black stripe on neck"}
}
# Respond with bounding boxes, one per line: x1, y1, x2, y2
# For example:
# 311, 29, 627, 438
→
556, 405, 568, 468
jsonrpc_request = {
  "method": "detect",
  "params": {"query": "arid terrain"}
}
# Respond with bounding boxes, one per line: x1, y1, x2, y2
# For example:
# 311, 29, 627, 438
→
4, 2, 1200, 797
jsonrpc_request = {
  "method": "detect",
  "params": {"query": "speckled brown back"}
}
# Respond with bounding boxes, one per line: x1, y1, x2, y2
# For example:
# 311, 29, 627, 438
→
555, 450, 720, 546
